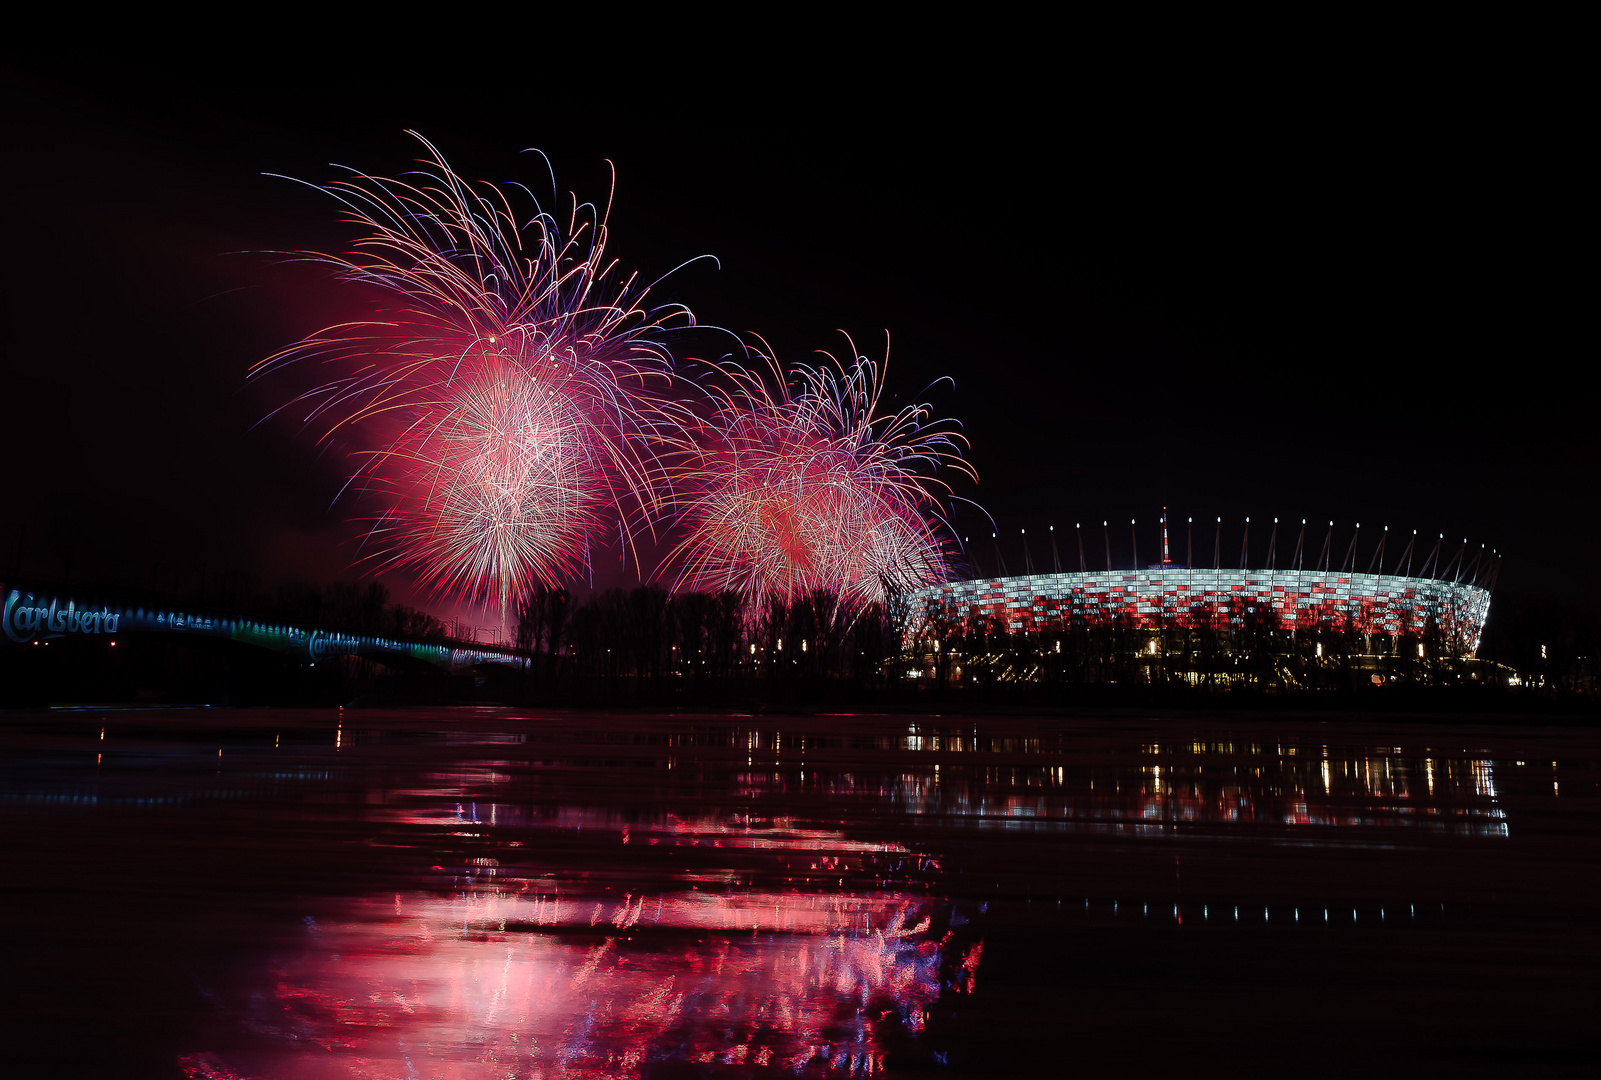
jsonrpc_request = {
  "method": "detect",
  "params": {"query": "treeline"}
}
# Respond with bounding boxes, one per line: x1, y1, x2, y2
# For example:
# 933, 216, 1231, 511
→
910, 595, 1601, 704
258, 581, 449, 643
507, 584, 1600, 706
192, 579, 454, 646
1478, 594, 1601, 695
514, 585, 897, 696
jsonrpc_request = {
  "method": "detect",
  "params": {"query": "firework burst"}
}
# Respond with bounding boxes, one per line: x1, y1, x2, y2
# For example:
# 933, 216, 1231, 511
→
376, 354, 600, 600
666, 337, 973, 614
253, 134, 697, 606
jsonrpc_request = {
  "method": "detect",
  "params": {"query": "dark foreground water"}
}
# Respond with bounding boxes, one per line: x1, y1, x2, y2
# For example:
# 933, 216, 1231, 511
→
1, 708, 1597, 1078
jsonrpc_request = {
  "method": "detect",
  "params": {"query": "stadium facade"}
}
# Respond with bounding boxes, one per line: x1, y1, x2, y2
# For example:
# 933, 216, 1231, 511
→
911, 517, 1496, 655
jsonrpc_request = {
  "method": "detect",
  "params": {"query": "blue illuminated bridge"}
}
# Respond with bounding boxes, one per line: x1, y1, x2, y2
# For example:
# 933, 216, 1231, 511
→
2, 581, 526, 673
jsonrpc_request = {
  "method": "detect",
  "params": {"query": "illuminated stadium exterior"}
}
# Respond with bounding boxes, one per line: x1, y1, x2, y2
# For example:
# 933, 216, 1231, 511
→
911, 518, 1496, 656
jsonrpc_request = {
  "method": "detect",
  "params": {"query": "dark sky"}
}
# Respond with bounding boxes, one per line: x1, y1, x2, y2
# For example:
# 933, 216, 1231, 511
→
0, 44, 1584, 621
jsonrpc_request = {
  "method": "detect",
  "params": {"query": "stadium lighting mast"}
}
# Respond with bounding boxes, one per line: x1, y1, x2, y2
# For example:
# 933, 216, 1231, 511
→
1368, 526, 1388, 575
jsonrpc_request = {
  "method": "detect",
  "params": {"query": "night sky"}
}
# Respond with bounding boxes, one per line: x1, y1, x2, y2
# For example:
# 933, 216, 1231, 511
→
2, 47, 1584, 625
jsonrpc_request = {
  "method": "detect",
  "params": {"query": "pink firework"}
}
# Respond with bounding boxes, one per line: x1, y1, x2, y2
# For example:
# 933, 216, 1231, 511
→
376, 354, 600, 599
254, 134, 696, 605
667, 337, 973, 613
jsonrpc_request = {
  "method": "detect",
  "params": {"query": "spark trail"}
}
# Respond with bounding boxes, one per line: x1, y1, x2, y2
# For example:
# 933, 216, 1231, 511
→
254, 134, 697, 606
665, 337, 973, 616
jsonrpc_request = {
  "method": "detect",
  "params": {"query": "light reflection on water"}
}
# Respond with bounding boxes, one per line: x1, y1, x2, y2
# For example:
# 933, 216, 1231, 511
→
194, 889, 967, 1079
0, 709, 1570, 1076
377, 730, 1512, 838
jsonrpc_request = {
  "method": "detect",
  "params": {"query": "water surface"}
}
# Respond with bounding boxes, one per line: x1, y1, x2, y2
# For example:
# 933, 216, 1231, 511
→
1, 708, 1596, 1076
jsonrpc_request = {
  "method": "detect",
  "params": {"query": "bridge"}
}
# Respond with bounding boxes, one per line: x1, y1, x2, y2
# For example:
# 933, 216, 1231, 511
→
2, 581, 527, 674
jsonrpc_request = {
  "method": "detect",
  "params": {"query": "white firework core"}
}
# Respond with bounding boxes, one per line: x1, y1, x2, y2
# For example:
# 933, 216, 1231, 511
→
395, 360, 598, 602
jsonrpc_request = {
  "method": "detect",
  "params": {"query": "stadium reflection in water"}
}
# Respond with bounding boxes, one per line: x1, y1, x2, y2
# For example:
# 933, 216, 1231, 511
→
879, 722, 1509, 839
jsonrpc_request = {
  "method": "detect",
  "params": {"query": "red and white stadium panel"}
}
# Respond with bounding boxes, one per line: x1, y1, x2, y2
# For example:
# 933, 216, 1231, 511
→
912, 570, 1491, 652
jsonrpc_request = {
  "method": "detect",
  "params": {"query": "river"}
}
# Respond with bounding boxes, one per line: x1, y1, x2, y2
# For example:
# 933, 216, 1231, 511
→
1, 707, 1595, 1077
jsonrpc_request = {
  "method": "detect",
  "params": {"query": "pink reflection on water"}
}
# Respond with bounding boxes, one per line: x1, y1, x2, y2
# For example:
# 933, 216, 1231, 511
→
381, 799, 918, 853
204, 889, 964, 1078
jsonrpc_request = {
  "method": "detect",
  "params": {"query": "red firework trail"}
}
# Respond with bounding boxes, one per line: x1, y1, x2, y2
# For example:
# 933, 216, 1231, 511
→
665, 335, 974, 614
252, 134, 700, 607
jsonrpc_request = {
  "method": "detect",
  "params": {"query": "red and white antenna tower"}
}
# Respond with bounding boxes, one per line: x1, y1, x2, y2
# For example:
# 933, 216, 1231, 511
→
1162, 507, 1171, 565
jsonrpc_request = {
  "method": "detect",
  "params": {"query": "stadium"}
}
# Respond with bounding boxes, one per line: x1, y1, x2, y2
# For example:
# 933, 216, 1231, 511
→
907, 514, 1498, 686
